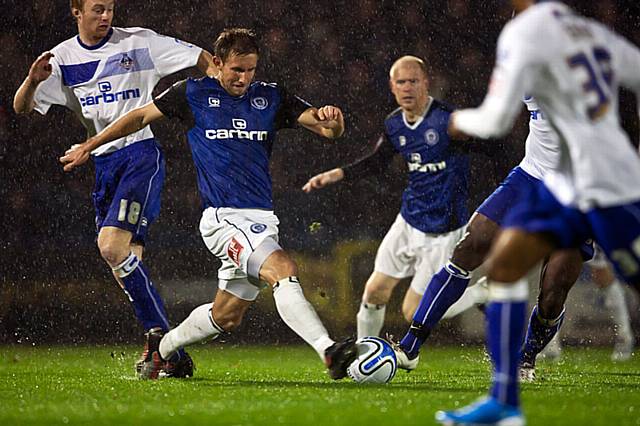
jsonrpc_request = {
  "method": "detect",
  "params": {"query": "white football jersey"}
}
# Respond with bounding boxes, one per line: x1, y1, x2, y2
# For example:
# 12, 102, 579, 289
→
33, 27, 202, 156
455, 2, 640, 210
519, 96, 560, 180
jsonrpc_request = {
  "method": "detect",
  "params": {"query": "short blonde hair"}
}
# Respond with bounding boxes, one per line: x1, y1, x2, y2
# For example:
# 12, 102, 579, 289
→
389, 56, 428, 79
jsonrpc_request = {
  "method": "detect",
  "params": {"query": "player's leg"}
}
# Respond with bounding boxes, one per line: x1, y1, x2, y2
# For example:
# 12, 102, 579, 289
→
92, 141, 193, 376
259, 250, 336, 353
520, 248, 583, 380
357, 214, 412, 338
99, 226, 170, 332
398, 215, 497, 364
357, 272, 401, 338
591, 260, 634, 361
441, 275, 489, 319
436, 229, 554, 425
158, 289, 250, 360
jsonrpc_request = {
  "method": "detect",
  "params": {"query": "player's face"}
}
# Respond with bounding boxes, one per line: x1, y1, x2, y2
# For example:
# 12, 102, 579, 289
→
215, 53, 258, 97
389, 64, 429, 114
75, 0, 114, 42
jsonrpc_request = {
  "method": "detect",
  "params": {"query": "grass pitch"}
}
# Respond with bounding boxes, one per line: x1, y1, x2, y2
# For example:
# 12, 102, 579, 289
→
1, 344, 638, 425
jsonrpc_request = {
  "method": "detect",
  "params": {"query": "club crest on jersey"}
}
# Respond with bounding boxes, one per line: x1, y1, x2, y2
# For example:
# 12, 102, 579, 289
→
250, 223, 267, 233
251, 97, 268, 110
424, 129, 440, 146
228, 237, 244, 266
119, 53, 134, 70
399, 136, 407, 146
208, 97, 220, 107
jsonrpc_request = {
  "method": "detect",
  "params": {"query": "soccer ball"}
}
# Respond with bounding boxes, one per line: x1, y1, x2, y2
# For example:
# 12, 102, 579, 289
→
346, 336, 397, 384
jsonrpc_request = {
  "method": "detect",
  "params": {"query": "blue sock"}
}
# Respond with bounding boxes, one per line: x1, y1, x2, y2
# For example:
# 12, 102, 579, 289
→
113, 253, 171, 332
486, 280, 528, 408
521, 304, 564, 365
399, 262, 471, 358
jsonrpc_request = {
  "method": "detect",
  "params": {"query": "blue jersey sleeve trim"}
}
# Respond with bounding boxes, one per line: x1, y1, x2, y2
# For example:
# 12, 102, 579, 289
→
60, 60, 101, 87
75, 27, 113, 51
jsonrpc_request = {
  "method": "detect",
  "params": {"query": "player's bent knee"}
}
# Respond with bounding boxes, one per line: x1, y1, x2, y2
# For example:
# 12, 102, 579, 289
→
259, 250, 298, 285
97, 240, 130, 267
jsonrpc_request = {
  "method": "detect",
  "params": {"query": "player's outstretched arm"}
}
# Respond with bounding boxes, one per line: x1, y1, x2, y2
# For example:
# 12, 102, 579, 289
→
13, 52, 54, 114
59, 101, 166, 172
302, 168, 345, 193
298, 105, 345, 139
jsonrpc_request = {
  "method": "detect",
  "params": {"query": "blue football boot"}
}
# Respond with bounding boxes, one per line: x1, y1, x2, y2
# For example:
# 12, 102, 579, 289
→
435, 396, 524, 426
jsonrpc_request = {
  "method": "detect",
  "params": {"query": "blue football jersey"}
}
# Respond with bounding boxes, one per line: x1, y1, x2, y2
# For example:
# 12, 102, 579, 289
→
385, 99, 470, 233
154, 78, 311, 210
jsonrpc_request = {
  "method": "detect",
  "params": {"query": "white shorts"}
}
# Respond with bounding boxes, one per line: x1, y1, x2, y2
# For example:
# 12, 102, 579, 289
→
200, 207, 281, 301
374, 214, 467, 295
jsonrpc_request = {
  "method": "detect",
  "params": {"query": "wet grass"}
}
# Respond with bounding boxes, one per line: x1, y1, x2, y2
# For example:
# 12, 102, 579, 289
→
0, 345, 638, 425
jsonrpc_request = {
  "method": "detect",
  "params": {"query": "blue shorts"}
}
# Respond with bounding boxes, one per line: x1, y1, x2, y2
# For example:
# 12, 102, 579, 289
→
92, 139, 165, 244
476, 167, 537, 226
503, 180, 640, 284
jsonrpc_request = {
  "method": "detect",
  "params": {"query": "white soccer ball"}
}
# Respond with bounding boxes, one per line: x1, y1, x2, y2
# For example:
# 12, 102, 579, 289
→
346, 336, 397, 384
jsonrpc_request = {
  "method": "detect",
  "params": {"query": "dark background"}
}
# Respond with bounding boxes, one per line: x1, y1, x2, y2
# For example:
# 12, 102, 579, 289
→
1, 0, 639, 345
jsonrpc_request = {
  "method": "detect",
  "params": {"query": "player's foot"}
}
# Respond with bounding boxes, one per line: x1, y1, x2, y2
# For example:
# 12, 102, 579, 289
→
138, 327, 165, 380
519, 361, 536, 383
391, 341, 419, 371
161, 352, 196, 378
435, 396, 525, 426
611, 336, 634, 362
134, 337, 150, 375
325, 338, 358, 380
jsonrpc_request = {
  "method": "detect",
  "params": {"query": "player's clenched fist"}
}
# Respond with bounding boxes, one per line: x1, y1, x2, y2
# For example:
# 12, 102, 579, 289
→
302, 168, 345, 193
317, 105, 343, 123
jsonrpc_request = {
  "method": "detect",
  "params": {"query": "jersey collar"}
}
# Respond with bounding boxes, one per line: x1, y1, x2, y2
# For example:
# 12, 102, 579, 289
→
402, 96, 433, 130
76, 27, 114, 51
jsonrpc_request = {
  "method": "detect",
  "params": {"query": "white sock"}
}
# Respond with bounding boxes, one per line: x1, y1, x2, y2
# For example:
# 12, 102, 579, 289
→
356, 302, 386, 338
604, 280, 633, 343
442, 277, 489, 319
273, 276, 335, 361
159, 303, 224, 360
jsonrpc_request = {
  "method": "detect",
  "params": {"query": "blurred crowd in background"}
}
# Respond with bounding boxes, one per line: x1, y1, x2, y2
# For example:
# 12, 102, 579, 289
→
1, 1, 639, 343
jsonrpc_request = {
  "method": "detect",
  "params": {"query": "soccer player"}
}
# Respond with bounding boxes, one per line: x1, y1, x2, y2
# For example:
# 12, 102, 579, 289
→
436, 1, 640, 424
302, 55, 485, 340
13, 0, 215, 377
60, 28, 358, 380
391, 92, 593, 374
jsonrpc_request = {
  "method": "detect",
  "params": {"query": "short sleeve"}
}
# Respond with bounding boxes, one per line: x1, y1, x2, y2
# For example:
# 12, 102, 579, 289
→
145, 29, 203, 78
275, 85, 313, 130
32, 57, 76, 115
153, 79, 191, 122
